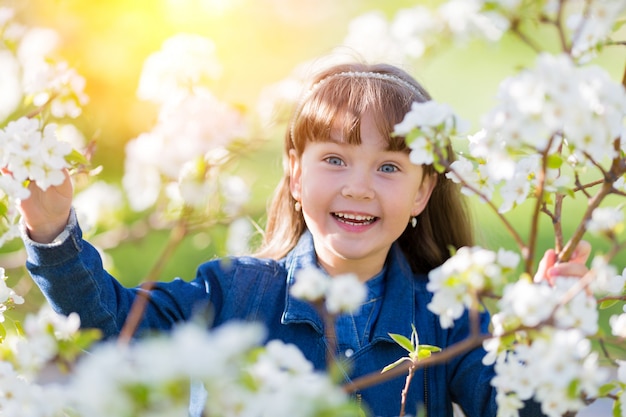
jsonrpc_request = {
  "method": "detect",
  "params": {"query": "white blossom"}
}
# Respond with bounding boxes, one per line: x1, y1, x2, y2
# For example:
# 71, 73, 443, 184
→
491, 328, 609, 417
74, 181, 124, 231
586, 206, 625, 235
394, 100, 468, 168
123, 88, 247, 212
394, 100, 464, 135
249, 340, 314, 387
567, 0, 626, 60
22, 60, 88, 119
408, 136, 436, 165
290, 267, 329, 302
325, 273, 367, 314
389, 6, 441, 59
588, 257, 623, 295
499, 280, 556, 327
0, 267, 24, 323
0, 117, 71, 193
220, 174, 250, 216
552, 277, 598, 335
479, 53, 626, 170
226, 217, 253, 256
439, 0, 509, 42
610, 305, 626, 338
427, 246, 518, 328
340, 11, 407, 64
137, 33, 222, 103
446, 156, 494, 201
0, 50, 22, 123
17, 27, 59, 65
65, 320, 351, 417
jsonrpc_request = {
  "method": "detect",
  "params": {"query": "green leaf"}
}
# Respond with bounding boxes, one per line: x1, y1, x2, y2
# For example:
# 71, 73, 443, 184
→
613, 394, 622, 417
404, 129, 423, 146
600, 299, 620, 310
613, 17, 626, 32
0, 199, 7, 219
0, 323, 5, 342
416, 345, 441, 361
13, 320, 24, 337
546, 153, 563, 169
433, 160, 447, 174
381, 357, 410, 373
598, 382, 617, 398
416, 349, 433, 361
567, 378, 580, 398
64, 148, 90, 166
389, 333, 414, 353
564, 187, 576, 199
419, 344, 442, 353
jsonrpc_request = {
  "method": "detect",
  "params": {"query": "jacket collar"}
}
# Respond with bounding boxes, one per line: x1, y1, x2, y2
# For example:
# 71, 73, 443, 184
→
281, 231, 422, 343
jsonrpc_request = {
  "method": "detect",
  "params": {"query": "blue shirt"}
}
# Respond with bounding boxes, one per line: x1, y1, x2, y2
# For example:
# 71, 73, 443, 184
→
335, 268, 385, 358
22, 213, 542, 416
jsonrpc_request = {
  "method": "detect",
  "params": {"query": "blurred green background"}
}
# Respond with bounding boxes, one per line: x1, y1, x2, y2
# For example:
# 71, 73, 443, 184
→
2, 0, 625, 316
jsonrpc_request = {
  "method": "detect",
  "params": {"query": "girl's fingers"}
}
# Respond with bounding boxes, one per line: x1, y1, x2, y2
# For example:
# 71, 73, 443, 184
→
534, 249, 557, 284
568, 240, 591, 265
547, 262, 589, 278
535, 241, 592, 285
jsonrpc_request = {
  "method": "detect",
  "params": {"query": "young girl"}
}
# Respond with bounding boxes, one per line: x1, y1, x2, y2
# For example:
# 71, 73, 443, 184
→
18, 62, 588, 417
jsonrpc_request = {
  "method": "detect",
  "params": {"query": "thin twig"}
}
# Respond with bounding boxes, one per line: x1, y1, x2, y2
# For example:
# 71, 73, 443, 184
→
573, 178, 603, 196
117, 213, 190, 345
25, 93, 59, 119
525, 146, 550, 275
321, 306, 338, 368
440, 153, 527, 254
555, 0, 570, 53
510, 24, 543, 54
559, 139, 624, 262
598, 338, 620, 367
399, 365, 416, 417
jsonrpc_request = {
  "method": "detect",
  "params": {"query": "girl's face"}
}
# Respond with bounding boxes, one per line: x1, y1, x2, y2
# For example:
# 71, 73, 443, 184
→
289, 112, 435, 282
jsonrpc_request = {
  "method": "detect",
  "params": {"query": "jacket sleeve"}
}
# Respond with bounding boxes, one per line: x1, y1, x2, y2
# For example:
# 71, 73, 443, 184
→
22, 209, 211, 339
446, 310, 545, 417
445, 310, 498, 417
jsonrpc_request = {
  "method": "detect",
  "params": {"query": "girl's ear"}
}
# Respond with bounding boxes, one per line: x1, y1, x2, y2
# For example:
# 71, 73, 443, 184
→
288, 149, 302, 201
411, 173, 437, 217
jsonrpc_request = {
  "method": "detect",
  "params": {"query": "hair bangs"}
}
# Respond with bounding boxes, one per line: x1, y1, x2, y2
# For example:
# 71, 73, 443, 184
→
291, 69, 422, 154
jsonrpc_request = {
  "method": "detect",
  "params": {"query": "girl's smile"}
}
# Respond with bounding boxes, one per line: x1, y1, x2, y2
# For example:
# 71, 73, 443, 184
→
289, 112, 436, 282
332, 212, 378, 228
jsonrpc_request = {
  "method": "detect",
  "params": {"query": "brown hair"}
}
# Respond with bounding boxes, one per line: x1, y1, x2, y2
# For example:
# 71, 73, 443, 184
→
255, 62, 474, 274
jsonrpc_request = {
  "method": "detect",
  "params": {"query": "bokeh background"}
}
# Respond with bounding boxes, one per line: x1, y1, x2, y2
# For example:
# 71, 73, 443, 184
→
2, 0, 625, 310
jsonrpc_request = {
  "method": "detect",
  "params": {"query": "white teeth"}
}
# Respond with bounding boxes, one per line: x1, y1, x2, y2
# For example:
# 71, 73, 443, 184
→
335, 213, 375, 222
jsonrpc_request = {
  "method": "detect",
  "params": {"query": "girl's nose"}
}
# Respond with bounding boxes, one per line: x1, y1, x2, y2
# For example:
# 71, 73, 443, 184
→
341, 171, 375, 200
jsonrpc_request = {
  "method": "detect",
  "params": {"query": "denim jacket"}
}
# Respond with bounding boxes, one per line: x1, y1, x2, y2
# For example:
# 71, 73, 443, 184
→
23, 214, 506, 417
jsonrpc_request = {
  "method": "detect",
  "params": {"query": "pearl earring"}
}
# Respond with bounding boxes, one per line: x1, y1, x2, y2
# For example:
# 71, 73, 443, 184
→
295, 201, 302, 212
411, 216, 417, 228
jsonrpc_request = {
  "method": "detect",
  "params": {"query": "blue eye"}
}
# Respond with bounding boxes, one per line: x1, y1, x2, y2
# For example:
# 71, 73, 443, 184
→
325, 156, 344, 166
380, 163, 399, 173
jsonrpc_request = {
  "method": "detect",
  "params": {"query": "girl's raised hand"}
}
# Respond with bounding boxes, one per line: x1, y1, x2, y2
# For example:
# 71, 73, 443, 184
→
14, 168, 74, 244
534, 241, 592, 285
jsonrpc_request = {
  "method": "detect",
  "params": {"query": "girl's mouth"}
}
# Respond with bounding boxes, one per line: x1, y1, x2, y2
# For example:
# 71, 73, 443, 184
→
332, 212, 378, 226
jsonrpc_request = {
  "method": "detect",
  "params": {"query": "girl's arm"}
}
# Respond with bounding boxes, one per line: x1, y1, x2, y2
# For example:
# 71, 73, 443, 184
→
18, 170, 210, 339
22, 209, 211, 339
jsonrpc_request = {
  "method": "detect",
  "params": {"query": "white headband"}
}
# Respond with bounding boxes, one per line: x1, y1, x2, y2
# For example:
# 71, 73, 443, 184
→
290, 71, 426, 142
